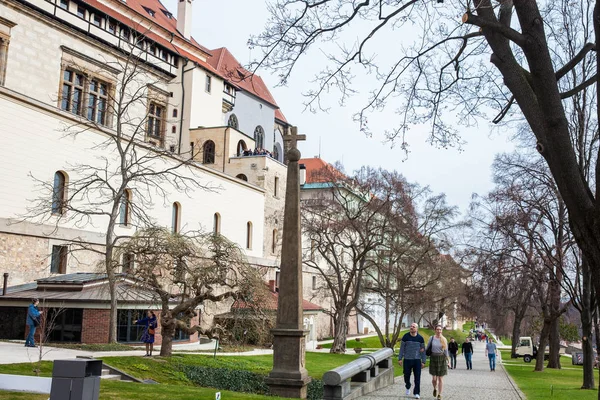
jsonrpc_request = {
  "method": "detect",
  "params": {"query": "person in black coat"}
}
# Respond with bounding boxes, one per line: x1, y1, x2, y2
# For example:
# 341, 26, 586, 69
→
461, 337, 474, 370
448, 337, 459, 369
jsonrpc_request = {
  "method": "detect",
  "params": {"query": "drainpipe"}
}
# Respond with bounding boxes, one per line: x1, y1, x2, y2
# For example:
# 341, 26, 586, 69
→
178, 60, 196, 154
2, 273, 8, 296
223, 127, 228, 173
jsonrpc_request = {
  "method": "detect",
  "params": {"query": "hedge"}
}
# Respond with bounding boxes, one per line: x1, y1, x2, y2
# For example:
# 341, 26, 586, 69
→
182, 365, 323, 400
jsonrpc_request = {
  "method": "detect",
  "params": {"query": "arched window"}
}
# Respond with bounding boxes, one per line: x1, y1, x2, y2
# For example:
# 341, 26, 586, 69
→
52, 171, 67, 215
213, 213, 220, 234
228, 114, 239, 129
172, 202, 181, 233
119, 189, 131, 226
203, 140, 215, 164
246, 221, 253, 249
272, 229, 277, 254
236, 174, 248, 182
236, 140, 247, 156
254, 125, 264, 149
272, 145, 280, 162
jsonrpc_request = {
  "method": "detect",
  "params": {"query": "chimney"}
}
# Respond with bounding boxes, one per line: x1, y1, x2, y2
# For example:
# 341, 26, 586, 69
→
177, 0, 193, 39
299, 164, 306, 185
268, 280, 276, 293
2, 273, 8, 296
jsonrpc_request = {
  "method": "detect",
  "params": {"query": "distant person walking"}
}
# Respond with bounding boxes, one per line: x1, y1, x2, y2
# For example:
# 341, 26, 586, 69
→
398, 323, 426, 399
486, 339, 498, 371
448, 337, 458, 369
461, 337, 473, 370
427, 325, 448, 399
135, 310, 158, 357
25, 298, 42, 348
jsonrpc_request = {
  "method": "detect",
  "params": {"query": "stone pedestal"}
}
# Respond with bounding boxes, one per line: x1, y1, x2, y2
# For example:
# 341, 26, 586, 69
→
265, 329, 311, 398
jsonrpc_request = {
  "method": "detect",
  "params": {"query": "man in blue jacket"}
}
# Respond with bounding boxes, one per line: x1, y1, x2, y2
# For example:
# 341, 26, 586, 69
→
398, 323, 426, 399
26, 298, 42, 348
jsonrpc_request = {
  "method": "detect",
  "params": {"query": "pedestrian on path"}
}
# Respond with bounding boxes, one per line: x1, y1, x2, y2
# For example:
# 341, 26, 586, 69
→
398, 323, 426, 399
25, 298, 42, 348
486, 339, 498, 371
448, 337, 458, 369
461, 337, 473, 370
427, 325, 448, 399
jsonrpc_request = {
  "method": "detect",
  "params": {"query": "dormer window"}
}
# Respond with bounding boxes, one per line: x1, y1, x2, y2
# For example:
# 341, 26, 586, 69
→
161, 9, 173, 19
143, 6, 155, 17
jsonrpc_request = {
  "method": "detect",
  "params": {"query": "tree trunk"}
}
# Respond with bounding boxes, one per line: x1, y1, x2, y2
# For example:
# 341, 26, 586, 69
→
547, 315, 561, 369
159, 310, 176, 357
581, 258, 594, 389
511, 307, 526, 358
330, 309, 349, 354
535, 320, 550, 372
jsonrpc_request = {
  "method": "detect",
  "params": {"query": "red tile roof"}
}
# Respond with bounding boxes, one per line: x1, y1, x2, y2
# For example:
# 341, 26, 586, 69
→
275, 109, 288, 123
232, 289, 322, 312
82, 0, 223, 78
208, 47, 280, 108
300, 157, 346, 183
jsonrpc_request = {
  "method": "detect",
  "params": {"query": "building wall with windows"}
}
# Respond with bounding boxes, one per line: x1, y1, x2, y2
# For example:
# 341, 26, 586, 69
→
188, 68, 225, 130
225, 91, 276, 150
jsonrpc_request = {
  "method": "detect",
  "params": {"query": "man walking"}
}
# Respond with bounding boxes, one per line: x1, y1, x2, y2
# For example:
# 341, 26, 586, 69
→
448, 337, 459, 369
486, 338, 498, 371
398, 323, 426, 398
461, 337, 474, 370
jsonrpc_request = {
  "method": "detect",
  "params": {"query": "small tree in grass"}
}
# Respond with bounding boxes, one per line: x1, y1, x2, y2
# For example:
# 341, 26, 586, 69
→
122, 226, 269, 356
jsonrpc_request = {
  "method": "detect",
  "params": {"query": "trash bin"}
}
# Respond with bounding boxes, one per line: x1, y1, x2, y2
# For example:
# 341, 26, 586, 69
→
572, 353, 584, 365
50, 359, 102, 400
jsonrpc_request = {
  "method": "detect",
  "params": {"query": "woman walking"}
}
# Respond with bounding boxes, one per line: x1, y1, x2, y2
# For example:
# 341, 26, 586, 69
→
427, 325, 448, 399
135, 311, 157, 356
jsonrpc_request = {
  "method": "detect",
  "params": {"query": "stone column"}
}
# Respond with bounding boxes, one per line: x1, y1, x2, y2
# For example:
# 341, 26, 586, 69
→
266, 127, 310, 398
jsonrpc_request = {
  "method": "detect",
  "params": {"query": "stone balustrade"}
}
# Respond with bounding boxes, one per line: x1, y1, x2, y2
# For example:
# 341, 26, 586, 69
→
322, 348, 395, 400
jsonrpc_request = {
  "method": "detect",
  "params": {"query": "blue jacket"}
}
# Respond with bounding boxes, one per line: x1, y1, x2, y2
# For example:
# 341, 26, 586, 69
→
26, 304, 41, 326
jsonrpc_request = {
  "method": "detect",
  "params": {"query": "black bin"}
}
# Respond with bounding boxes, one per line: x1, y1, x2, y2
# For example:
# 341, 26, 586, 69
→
50, 359, 102, 400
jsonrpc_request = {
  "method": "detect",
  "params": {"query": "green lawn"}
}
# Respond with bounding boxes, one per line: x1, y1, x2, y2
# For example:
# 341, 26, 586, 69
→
0, 352, 403, 399
500, 350, 597, 400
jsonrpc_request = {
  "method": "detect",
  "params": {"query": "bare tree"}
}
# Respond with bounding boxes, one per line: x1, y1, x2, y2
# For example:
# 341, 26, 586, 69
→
252, 1, 600, 387
122, 226, 269, 356
21, 32, 211, 342
359, 185, 462, 349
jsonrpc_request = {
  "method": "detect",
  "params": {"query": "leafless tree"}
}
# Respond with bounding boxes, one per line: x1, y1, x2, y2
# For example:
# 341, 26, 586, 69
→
252, 1, 600, 387
359, 184, 462, 349
122, 226, 269, 356
20, 32, 212, 342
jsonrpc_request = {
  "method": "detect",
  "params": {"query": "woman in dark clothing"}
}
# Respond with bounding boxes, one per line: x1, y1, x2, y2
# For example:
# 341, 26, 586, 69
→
448, 337, 459, 369
135, 311, 157, 356
461, 337, 474, 370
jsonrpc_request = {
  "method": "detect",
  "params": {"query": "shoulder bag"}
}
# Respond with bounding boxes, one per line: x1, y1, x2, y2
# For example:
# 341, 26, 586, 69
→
425, 338, 433, 357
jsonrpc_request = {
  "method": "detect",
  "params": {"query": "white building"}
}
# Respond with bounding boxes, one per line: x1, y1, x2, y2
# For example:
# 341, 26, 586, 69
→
0, 0, 324, 343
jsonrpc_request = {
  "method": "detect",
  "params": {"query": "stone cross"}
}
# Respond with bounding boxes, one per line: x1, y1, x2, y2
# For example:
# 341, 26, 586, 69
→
266, 125, 310, 398
283, 126, 306, 152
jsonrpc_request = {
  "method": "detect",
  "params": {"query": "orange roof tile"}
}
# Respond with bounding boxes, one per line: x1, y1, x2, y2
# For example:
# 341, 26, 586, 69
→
82, 0, 223, 78
300, 157, 346, 184
208, 47, 280, 108
275, 109, 288, 123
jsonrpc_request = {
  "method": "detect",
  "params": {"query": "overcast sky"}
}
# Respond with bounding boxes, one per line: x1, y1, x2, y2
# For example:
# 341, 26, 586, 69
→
163, 0, 516, 213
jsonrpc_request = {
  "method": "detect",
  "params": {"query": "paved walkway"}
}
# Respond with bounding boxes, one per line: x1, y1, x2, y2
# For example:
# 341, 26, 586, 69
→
358, 341, 525, 400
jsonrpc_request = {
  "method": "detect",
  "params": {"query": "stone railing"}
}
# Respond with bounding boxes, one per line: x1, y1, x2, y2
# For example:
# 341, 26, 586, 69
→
322, 348, 395, 400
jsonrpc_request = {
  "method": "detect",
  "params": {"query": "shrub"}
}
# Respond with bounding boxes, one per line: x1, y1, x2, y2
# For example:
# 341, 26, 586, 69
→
182, 366, 270, 394
182, 365, 324, 400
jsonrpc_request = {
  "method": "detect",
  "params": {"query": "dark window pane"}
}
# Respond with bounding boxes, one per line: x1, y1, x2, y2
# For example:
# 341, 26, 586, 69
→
61, 85, 70, 111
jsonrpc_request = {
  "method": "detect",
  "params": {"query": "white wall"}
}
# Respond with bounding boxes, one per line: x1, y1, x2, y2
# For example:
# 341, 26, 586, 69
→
189, 68, 224, 129
224, 91, 276, 149
0, 94, 265, 258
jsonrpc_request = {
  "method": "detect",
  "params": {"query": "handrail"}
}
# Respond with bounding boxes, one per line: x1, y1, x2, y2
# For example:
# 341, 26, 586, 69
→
322, 348, 393, 386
